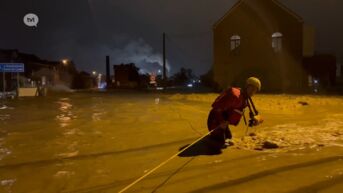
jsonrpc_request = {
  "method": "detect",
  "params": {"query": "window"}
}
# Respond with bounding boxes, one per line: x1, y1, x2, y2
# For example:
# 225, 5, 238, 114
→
272, 32, 283, 52
230, 35, 241, 50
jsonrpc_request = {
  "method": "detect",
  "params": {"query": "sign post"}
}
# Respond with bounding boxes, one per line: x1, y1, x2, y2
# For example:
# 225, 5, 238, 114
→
0, 63, 25, 98
17, 72, 20, 90
2, 71, 4, 96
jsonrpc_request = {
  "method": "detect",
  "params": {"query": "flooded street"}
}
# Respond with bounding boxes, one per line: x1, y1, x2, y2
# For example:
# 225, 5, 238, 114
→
0, 92, 343, 193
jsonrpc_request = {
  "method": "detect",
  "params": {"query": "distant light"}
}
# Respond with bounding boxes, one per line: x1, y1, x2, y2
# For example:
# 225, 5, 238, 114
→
313, 79, 319, 84
192, 80, 196, 83
198, 80, 201, 83
158, 70, 162, 74
99, 82, 107, 89
187, 83, 193, 88
155, 98, 160, 104
156, 87, 164, 90
62, 59, 69, 65
92, 71, 97, 75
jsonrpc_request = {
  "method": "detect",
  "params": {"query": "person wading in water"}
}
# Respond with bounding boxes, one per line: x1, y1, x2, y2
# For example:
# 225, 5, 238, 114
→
207, 77, 264, 148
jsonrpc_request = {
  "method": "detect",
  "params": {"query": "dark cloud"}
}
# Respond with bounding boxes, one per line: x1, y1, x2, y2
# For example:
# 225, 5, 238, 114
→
0, 0, 342, 75
281, 0, 343, 57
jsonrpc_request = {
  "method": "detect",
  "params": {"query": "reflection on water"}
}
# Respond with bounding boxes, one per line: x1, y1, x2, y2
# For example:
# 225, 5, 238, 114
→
0, 178, 16, 193
0, 94, 119, 193
0, 114, 10, 121
55, 140, 80, 158
55, 98, 76, 128
0, 105, 14, 110
53, 170, 75, 178
91, 97, 107, 122
91, 112, 104, 121
0, 147, 11, 161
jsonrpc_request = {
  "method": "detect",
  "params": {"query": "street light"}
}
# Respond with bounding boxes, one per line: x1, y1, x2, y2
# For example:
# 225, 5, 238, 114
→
92, 71, 97, 76
62, 59, 69, 66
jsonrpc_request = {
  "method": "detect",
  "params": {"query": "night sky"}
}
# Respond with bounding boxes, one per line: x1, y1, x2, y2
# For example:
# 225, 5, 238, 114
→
1, 0, 342, 76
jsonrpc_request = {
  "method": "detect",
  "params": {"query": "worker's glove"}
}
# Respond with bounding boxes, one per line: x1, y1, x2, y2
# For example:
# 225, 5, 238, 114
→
252, 115, 264, 126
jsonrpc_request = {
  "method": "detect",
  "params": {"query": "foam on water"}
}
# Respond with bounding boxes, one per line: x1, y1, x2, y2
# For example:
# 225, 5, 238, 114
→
233, 118, 343, 152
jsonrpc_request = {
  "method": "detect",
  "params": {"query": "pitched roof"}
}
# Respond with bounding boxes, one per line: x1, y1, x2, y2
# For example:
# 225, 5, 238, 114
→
213, 0, 243, 29
213, 0, 303, 29
271, 0, 303, 22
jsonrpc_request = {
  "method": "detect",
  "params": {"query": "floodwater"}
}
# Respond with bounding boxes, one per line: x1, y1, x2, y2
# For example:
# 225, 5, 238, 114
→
0, 92, 342, 193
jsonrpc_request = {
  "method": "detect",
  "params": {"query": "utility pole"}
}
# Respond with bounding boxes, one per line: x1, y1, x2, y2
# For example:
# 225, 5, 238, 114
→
106, 56, 111, 89
163, 33, 167, 85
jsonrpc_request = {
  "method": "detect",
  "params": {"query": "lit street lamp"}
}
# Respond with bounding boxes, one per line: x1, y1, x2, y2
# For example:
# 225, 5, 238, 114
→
62, 59, 69, 66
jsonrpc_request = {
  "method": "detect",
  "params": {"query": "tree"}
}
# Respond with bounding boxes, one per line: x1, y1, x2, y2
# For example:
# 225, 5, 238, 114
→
200, 68, 220, 91
171, 67, 195, 86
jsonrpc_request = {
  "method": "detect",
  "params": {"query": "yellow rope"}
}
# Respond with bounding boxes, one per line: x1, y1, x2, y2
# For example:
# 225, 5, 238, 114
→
118, 129, 216, 193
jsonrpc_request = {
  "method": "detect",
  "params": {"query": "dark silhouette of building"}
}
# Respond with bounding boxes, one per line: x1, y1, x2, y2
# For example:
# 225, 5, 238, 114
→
0, 49, 84, 91
113, 63, 140, 88
72, 71, 96, 89
303, 54, 336, 88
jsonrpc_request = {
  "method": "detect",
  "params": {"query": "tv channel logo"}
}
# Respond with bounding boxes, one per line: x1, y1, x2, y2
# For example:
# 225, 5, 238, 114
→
23, 13, 39, 27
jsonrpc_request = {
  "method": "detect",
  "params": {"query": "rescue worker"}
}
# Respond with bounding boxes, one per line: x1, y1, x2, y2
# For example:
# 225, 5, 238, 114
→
207, 77, 264, 148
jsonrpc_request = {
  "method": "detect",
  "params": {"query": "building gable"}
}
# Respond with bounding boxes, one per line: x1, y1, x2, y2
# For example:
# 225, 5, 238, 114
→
213, 0, 303, 29
213, 0, 243, 29
271, 0, 303, 22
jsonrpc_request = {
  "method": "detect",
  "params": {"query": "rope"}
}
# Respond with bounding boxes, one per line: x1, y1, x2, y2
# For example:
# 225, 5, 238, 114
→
117, 129, 216, 193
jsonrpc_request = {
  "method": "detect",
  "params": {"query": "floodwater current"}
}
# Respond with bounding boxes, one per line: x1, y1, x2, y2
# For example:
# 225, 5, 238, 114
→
0, 92, 343, 193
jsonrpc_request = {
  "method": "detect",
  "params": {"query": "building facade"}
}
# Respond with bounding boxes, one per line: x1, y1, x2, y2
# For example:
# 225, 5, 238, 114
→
0, 49, 79, 91
113, 63, 140, 88
213, 0, 320, 92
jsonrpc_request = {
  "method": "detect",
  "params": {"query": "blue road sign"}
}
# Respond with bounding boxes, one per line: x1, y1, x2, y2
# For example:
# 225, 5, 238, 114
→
0, 63, 25, 72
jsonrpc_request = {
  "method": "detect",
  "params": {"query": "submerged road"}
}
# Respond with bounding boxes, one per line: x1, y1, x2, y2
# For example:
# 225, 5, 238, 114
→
0, 92, 342, 193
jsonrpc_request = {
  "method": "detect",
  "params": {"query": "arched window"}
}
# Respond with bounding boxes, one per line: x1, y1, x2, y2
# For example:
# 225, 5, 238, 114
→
272, 32, 283, 52
230, 35, 241, 50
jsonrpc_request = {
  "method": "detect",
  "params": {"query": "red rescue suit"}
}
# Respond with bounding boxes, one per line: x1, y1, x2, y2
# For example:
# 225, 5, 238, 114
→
207, 87, 248, 140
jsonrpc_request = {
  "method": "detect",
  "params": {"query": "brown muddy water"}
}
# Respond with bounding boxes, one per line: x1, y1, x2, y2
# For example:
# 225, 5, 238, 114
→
0, 92, 342, 193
